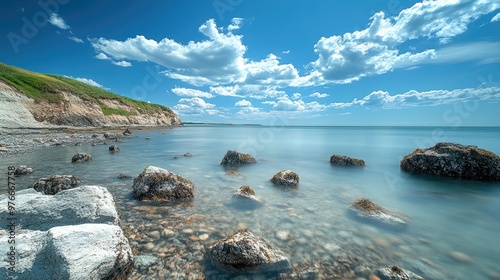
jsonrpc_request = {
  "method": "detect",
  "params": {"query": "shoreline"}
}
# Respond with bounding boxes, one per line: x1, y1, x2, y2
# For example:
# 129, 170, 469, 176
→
0, 124, 182, 158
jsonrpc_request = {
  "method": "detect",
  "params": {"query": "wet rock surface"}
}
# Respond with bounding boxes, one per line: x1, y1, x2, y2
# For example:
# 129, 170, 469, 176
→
220, 150, 257, 166
109, 145, 120, 152
271, 170, 300, 189
349, 198, 409, 230
226, 186, 263, 209
132, 165, 195, 201
71, 152, 92, 163
33, 175, 81, 195
330, 154, 366, 166
401, 142, 500, 181
207, 228, 291, 274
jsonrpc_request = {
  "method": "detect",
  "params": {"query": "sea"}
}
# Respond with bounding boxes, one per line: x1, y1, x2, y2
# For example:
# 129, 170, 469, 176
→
1, 125, 500, 279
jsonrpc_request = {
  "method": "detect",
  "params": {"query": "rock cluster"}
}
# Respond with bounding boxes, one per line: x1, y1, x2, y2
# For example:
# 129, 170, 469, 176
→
401, 142, 500, 181
33, 175, 81, 195
0, 186, 133, 279
207, 229, 291, 274
271, 170, 300, 189
330, 154, 365, 166
132, 165, 195, 201
220, 150, 257, 165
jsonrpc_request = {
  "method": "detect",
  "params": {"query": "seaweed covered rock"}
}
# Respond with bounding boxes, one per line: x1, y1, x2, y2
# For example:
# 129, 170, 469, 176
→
220, 150, 257, 166
226, 186, 263, 208
71, 153, 92, 163
400, 142, 500, 181
208, 229, 291, 274
330, 155, 365, 166
132, 165, 194, 201
349, 198, 409, 229
33, 175, 81, 195
271, 170, 300, 189
376, 265, 424, 280
14, 165, 34, 176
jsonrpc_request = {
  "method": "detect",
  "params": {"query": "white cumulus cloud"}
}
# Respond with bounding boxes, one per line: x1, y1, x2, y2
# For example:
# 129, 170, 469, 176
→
173, 97, 219, 116
65, 76, 104, 88
309, 92, 329, 98
112, 60, 132, 67
492, 12, 500, 22
49, 13, 70, 30
235, 99, 252, 107
68, 36, 84, 43
172, 87, 214, 98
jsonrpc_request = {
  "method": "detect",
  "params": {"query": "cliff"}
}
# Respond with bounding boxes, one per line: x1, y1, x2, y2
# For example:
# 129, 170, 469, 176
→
0, 62, 181, 128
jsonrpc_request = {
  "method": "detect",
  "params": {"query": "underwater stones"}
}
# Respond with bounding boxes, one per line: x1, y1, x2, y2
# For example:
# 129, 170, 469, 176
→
108, 145, 120, 152
220, 150, 257, 166
349, 198, 409, 229
33, 175, 81, 195
400, 142, 500, 181
330, 154, 365, 166
207, 229, 291, 274
71, 153, 92, 163
14, 165, 33, 176
271, 170, 300, 188
226, 186, 263, 208
376, 265, 424, 280
132, 165, 195, 202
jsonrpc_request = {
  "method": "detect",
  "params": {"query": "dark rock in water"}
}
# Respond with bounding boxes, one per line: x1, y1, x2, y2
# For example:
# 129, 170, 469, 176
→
109, 145, 120, 152
71, 153, 92, 163
33, 175, 82, 195
118, 173, 133, 179
14, 165, 34, 176
208, 229, 291, 274
123, 129, 132, 137
132, 165, 194, 201
145, 137, 151, 140
400, 142, 500, 181
330, 154, 365, 166
184, 152, 192, 157
220, 150, 257, 166
376, 265, 424, 280
226, 186, 263, 209
271, 170, 299, 189
349, 198, 409, 229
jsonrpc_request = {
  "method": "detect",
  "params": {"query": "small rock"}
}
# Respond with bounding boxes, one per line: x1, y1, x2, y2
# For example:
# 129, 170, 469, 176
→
376, 265, 424, 280
33, 175, 81, 195
123, 129, 132, 137
220, 150, 257, 166
199, 234, 209, 241
144, 242, 155, 251
271, 170, 299, 189
109, 145, 120, 152
118, 173, 133, 179
14, 165, 34, 176
276, 230, 290, 241
71, 153, 92, 163
349, 198, 409, 229
183, 152, 192, 157
182, 229, 194, 234
145, 137, 151, 140
330, 154, 365, 166
226, 185, 263, 209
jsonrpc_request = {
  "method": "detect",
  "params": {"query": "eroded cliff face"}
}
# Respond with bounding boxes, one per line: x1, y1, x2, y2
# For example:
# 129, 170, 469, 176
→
0, 81, 181, 128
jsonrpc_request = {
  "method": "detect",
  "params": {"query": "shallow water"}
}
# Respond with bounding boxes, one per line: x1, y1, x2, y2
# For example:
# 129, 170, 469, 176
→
1, 125, 500, 279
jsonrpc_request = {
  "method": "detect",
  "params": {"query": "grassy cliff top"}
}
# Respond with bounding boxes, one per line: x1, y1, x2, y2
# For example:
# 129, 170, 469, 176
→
0, 62, 173, 115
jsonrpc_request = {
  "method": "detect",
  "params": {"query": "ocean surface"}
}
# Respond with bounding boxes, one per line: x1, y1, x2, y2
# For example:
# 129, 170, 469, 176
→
1, 125, 500, 279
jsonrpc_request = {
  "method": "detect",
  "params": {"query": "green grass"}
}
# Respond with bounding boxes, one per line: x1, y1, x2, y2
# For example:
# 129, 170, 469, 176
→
0, 62, 175, 117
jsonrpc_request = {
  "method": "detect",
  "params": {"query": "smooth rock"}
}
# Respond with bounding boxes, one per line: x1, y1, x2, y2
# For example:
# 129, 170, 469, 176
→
0, 186, 119, 231
330, 154, 365, 166
132, 165, 195, 201
400, 142, 500, 180
271, 170, 299, 188
220, 150, 257, 166
33, 175, 81, 195
208, 229, 291, 274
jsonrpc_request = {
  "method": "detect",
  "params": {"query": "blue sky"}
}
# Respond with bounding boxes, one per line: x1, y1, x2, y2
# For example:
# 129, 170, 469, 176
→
1, 0, 499, 126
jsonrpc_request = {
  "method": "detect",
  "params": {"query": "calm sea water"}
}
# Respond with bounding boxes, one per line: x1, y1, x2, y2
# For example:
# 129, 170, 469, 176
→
1, 125, 500, 279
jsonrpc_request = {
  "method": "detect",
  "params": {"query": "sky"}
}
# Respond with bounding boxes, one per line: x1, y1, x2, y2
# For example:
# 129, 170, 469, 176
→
1, 0, 499, 126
